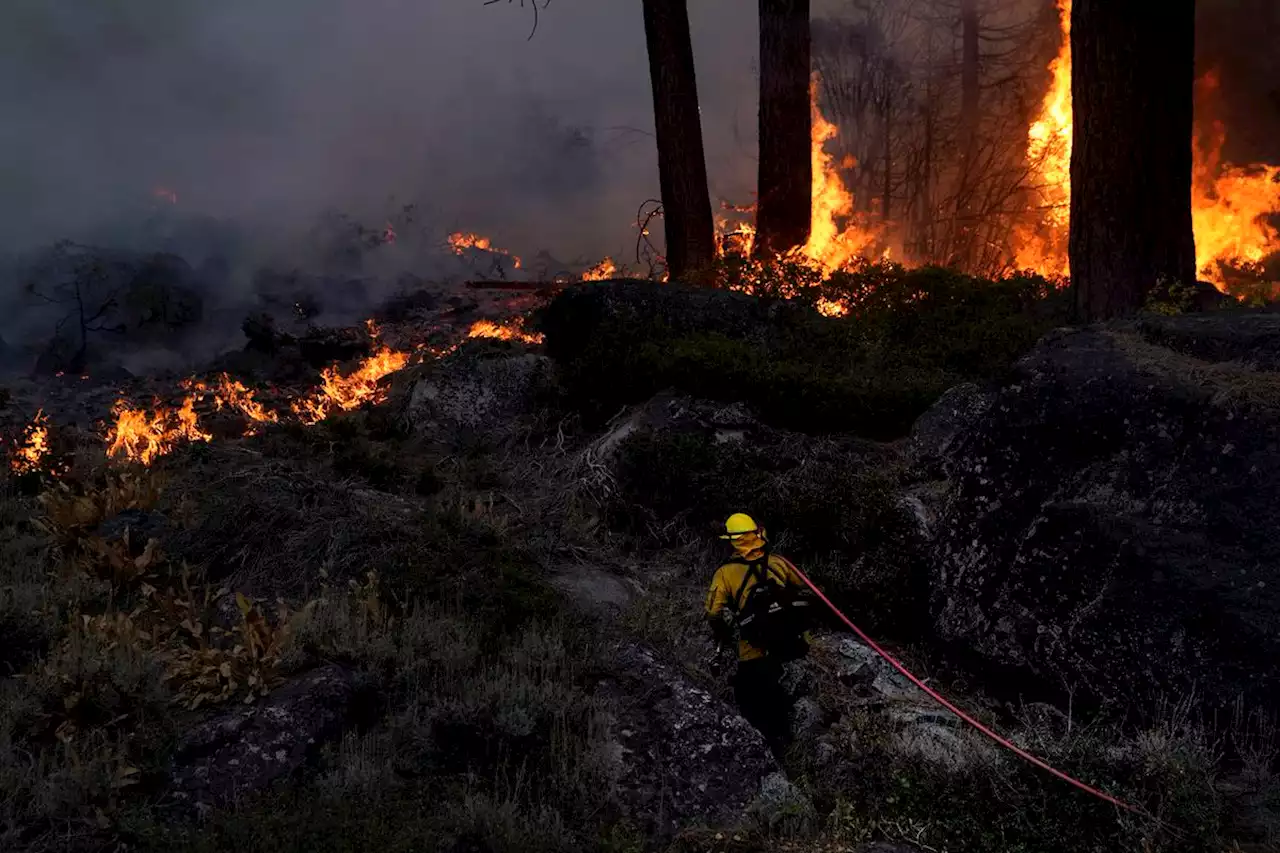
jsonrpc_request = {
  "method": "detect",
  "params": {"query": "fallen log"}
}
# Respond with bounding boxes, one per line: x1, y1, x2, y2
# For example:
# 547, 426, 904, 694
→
464, 279, 573, 291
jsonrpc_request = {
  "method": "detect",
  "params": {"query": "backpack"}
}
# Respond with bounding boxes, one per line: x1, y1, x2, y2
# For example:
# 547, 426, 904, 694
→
732, 556, 814, 661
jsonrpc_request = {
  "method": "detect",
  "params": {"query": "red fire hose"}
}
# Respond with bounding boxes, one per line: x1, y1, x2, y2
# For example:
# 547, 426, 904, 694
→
777, 556, 1150, 817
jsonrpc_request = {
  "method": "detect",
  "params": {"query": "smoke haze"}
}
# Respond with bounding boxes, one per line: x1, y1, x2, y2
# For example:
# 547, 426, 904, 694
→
0, 0, 764, 267
0, 0, 1275, 377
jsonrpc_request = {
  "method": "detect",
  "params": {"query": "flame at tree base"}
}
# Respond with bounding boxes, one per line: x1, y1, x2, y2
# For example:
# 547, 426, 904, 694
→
1016, 0, 1280, 290
714, 73, 885, 316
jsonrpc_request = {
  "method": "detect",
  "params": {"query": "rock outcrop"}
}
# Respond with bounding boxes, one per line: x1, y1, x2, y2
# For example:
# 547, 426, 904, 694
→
596, 643, 783, 836
169, 664, 370, 809
398, 346, 553, 440
923, 312, 1280, 716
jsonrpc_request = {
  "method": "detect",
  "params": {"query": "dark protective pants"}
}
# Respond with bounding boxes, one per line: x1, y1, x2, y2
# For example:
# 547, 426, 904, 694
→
732, 656, 794, 754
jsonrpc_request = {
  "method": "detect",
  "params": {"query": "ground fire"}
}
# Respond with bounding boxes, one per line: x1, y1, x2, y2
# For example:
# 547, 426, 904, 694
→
81, 315, 543, 467
466, 316, 545, 345
106, 396, 212, 466
9, 410, 51, 475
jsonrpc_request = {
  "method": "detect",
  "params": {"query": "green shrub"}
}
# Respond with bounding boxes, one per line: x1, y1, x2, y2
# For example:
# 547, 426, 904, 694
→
124, 617, 613, 853
612, 427, 926, 636
538, 265, 1068, 439
807, 703, 1228, 853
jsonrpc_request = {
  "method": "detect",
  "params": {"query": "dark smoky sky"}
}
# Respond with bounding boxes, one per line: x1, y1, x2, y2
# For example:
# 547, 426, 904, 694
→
0, 0, 763, 268
1197, 0, 1280, 165
0, 0, 1274, 271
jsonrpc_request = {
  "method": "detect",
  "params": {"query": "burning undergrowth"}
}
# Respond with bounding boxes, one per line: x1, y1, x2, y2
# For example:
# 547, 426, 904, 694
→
3, 301, 544, 479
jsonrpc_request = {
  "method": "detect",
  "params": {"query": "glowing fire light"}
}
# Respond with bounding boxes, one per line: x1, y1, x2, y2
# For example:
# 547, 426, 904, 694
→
448, 232, 523, 270
466, 317, 544, 345
713, 73, 881, 319
1015, 2, 1280, 288
106, 397, 212, 466
1192, 73, 1280, 287
1014, 0, 1072, 277
184, 374, 280, 434
10, 410, 51, 475
153, 186, 178, 205
793, 76, 879, 274
582, 258, 617, 281
815, 298, 849, 317
291, 346, 411, 425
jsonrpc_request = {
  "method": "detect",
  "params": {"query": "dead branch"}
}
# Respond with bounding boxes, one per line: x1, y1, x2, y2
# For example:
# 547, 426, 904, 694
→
483, 0, 550, 41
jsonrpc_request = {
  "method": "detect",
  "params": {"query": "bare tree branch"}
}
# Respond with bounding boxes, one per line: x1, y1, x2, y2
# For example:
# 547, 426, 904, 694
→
483, 0, 550, 41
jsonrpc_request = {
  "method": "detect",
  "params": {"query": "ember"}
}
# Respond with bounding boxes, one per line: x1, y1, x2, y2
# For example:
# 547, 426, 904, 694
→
582, 258, 618, 281
467, 317, 544, 345
10, 410, 51, 475
448, 231, 523, 270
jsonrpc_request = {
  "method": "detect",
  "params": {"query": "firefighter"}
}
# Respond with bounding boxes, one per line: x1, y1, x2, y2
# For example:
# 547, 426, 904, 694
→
705, 512, 814, 755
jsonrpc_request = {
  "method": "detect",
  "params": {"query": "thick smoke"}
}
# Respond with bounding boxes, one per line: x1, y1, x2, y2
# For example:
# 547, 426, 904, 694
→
0, 0, 758, 372
1, 1, 1275, 377
0, 1, 753, 257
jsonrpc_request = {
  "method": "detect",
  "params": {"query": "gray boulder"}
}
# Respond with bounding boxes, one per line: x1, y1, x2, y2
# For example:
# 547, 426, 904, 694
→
169, 664, 368, 808
926, 312, 1280, 716
810, 636, 999, 772
396, 344, 553, 440
595, 643, 780, 836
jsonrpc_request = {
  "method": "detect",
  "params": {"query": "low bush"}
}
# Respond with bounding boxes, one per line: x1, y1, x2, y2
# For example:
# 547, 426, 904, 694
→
799, 700, 1237, 853
612, 427, 925, 637
538, 263, 1069, 439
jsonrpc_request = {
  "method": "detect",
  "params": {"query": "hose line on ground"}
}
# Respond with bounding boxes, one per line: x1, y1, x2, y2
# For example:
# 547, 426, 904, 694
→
779, 556, 1155, 819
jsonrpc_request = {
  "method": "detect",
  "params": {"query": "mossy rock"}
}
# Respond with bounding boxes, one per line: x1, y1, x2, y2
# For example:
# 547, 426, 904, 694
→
536, 268, 1068, 439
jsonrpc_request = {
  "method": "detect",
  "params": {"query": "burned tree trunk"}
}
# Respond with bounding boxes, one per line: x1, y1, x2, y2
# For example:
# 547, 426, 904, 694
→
755, 0, 812, 258
1069, 0, 1196, 322
642, 0, 716, 283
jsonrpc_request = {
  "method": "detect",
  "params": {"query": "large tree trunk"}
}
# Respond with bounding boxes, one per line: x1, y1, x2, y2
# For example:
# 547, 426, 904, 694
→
1069, 0, 1196, 322
641, 0, 716, 282
755, 0, 812, 258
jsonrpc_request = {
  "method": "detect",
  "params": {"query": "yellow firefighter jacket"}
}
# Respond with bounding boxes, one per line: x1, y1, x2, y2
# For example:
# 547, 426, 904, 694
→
705, 552, 808, 662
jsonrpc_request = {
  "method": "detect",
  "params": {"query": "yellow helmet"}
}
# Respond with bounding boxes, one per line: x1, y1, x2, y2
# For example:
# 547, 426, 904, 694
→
720, 512, 760, 539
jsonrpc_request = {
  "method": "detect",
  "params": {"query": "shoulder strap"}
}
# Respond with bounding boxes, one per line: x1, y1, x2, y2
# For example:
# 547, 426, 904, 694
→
731, 556, 771, 611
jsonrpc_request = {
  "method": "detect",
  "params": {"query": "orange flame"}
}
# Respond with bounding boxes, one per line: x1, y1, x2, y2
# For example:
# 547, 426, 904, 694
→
793, 75, 880, 274
184, 374, 280, 434
466, 317, 544, 345
448, 231, 523, 270
582, 258, 618, 281
1016, 3, 1280, 288
152, 186, 178, 205
291, 346, 411, 425
1192, 74, 1280, 288
106, 396, 212, 465
10, 410, 51, 475
712, 73, 882, 319
1014, 0, 1072, 277
815, 297, 849, 317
